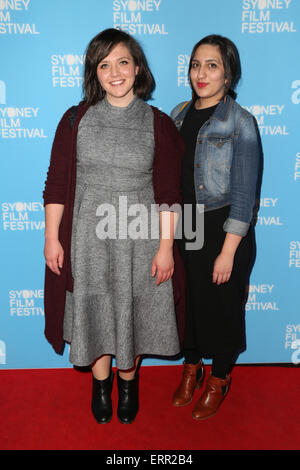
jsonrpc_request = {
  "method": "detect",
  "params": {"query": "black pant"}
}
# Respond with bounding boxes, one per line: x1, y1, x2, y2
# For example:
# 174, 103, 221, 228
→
184, 349, 237, 379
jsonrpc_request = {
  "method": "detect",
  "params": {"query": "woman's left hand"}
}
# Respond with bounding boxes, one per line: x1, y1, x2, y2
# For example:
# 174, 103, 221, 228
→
212, 252, 234, 285
151, 248, 174, 286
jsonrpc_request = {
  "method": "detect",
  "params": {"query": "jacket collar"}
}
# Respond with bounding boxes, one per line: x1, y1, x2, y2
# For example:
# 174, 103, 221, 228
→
211, 94, 233, 121
176, 94, 233, 123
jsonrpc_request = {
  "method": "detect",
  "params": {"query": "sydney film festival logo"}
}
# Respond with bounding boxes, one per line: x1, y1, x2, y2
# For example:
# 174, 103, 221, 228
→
9, 289, 44, 317
0, 0, 39, 35
0, 81, 47, 139
257, 197, 283, 227
1, 201, 45, 231
51, 54, 84, 88
177, 53, 190, 88
241, 0, 296, 34
294, 153, 300, 182
285, 324, 300, 364
112, 0, 168, 35
243, 104, 288, 137
246, 283, 279, 312
289, 241, 300, 268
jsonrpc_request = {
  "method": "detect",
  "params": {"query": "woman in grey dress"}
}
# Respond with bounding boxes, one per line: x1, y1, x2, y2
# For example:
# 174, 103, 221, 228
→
43, 29, 184, 424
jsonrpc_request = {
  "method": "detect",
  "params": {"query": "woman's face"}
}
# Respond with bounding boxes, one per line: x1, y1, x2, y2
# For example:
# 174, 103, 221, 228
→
190, 44, 226, 108
97, 42, 139, 107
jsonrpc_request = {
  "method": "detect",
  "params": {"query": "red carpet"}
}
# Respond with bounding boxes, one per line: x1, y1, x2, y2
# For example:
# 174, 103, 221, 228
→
1, 365, 299, 450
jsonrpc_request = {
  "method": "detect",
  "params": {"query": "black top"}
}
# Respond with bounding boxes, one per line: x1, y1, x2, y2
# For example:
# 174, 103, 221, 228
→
180, 103, 217, 203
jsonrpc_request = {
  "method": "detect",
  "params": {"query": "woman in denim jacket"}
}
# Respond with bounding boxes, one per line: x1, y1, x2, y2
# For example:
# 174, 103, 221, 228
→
171, 35, 262, 420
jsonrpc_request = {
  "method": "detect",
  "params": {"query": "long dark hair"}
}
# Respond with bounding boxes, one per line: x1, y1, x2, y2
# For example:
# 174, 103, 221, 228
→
83, 28, 155, 105
189, 34, 241, 100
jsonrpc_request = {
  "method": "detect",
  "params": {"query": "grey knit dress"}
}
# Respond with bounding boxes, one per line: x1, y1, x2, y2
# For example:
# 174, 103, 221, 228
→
63, 96, 180, 369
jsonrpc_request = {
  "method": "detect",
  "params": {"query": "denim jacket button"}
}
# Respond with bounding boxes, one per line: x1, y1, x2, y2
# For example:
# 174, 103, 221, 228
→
217, 140, 222, 148
199, 139, 203, 144
199, 185, 203, 190
196, 163, 200, 168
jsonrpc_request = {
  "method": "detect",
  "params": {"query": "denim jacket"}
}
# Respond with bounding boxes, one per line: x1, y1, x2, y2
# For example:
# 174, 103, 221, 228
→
171, 95, 262, 237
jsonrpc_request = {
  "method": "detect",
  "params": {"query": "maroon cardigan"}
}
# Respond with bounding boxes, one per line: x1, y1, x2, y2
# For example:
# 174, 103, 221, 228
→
43, 101, 186, 355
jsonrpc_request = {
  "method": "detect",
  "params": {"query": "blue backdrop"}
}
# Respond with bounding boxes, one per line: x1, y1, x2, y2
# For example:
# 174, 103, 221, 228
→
1, 0, 299, 369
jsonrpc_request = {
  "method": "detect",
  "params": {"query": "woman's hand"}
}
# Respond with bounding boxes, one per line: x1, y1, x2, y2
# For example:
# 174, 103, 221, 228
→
44, 238, 64, 275
212, 232, 242, 285
212, 252, 234, 285
151, 247, 174, 286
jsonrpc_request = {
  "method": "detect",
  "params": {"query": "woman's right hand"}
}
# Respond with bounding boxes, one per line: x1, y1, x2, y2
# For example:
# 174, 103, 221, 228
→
44, 238, 64, 275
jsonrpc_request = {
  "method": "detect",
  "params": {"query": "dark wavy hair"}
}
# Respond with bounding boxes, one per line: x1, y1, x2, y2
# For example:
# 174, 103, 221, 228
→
83, 28, 155, 105
188, 34, 241, 100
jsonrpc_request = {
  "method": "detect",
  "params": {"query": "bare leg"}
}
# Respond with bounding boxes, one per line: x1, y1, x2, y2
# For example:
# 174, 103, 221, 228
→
118, 356, 140, 380
92, 355, 112, 380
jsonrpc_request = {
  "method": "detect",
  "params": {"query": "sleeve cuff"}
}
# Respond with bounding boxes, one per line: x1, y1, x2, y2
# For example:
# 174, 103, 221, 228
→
223, 217, 250, 237
156, 202, 182, 213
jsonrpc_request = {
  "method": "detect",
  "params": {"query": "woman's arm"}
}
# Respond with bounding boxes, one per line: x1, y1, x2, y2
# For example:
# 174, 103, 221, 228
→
151, 110, 184, 285
223, 114, 262, 237
44, 203, 65, 275
152, 211, 179, 286
43, 108, 74, 206
43, 107, 78, 275
214, 113, 262, 285
212, 232, 242, 285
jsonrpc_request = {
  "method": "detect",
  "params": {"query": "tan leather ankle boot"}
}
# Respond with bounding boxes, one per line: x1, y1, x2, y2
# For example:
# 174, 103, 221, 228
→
192, 374, 231, 420
172, 360, 205, 407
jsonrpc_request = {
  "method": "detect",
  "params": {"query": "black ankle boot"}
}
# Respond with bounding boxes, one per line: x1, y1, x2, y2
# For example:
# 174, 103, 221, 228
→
91, 371, 114, 424
117, 371, 139, 424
